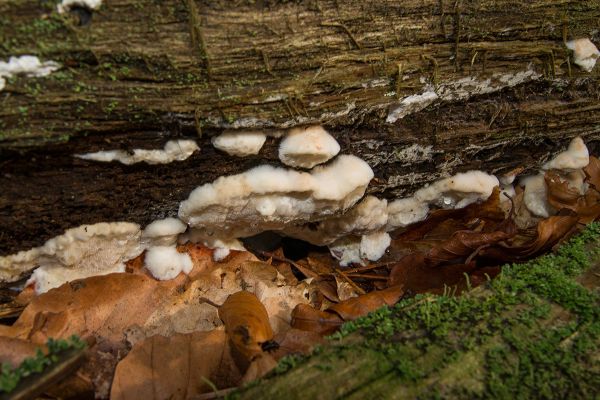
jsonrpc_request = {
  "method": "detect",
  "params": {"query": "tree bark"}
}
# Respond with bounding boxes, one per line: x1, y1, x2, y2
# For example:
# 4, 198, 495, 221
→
1, 0, 600, 255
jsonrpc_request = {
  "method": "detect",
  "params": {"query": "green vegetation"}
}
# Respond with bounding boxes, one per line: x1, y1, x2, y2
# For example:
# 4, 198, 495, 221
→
238, 223, 600, 399
0, 336, 86, 394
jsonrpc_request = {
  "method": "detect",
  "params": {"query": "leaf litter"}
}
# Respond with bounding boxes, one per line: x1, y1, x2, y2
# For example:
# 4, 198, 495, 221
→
1, 157, 600, 398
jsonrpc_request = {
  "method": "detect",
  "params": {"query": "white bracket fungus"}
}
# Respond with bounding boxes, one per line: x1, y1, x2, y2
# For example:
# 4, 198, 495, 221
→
329, 231, 391, 266
142, 217, 187, 247
0, 222, 143, 293
211, 130, 267, 156
57, 0, 102, 13
542, 137, 589, 171
278, 126, 341, 169
75, 139, 199, 165
387, 171, 499, 229
0, 56, 60, 92
566, 39, 600, 72
178, 154, 373, 243
144, 246, 193, 281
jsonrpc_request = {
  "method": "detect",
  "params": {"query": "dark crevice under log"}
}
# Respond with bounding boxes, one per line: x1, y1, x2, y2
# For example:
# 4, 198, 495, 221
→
1, 0, 600, 255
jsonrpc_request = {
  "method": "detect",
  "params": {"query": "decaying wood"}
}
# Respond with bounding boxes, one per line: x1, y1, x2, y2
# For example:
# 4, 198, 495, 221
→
1, 0, 599, 255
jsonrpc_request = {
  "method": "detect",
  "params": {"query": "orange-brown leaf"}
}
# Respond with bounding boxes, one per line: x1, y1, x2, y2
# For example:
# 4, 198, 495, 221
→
218, 291, 274, 363
327, 285, 405, 321
290, 304, 343, 335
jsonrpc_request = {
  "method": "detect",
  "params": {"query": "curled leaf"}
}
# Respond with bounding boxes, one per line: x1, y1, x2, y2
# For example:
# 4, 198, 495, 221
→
218, 291, 275, 363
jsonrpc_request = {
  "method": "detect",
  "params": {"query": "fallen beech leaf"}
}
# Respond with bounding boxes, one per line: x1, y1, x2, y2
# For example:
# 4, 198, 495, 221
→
584, 156, 600, 191
218, 291, 275, 364
328, 285, 405, 321
291, 285, 404, 335
291, 304, 343, 335
111, 330, 242, 400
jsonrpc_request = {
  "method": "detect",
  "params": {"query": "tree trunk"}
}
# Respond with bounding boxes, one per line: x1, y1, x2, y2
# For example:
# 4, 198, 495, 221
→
1, 0, 599, 254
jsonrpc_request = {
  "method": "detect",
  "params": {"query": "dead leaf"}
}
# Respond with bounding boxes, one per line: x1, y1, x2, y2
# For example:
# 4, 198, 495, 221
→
218, 291, 275, 363
111, 330, 241, 400
327, 285, 404, 321
290, 304, 344, 335
584, 155, 600, 191
291, 285, 404, 335
272, 328, 325, 360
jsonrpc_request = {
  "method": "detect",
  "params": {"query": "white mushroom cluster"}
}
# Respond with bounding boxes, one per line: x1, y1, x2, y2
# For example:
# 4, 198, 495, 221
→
57, 0, 102, 13
2, 126, 592, 289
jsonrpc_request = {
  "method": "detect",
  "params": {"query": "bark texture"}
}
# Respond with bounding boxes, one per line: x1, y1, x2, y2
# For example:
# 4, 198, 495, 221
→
1, 0, 600, 255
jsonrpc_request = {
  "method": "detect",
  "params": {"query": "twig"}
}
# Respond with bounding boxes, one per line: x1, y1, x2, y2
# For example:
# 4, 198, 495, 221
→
192, 387, 237, 399
335, 268, 366, 295
346, 273, 388, 281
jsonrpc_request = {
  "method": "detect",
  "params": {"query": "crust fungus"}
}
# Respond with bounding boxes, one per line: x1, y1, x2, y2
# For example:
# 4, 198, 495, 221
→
0, 222, 144, 293
0, 56, 60, 91
278, 126, 341, 169
211, 131, 268, 156
566, 38, 600, 72
75, 139, 199, 165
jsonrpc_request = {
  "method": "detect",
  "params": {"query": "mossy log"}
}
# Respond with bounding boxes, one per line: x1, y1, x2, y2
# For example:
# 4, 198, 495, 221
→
236, 224, 600, 399
1, 0, 600, 254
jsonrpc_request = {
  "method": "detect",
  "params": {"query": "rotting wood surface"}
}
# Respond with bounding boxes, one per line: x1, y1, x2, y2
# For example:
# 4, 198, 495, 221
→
1, 0, 600, 255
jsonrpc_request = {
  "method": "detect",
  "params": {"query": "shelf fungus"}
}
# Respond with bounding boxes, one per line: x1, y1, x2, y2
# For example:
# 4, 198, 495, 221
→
0, 222, 143, 293
178, 154, 374, 244
278, 126, 341, 169
211, 130, 268, 156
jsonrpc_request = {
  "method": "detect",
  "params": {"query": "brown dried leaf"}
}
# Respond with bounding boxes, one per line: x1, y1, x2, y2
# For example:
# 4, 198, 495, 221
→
0, 336, 43, 368
111, 330, 242, 400
218, 291, 274, 363
584, 155, 600, 191
290, 304, 343, 335
327, 285, 405, 321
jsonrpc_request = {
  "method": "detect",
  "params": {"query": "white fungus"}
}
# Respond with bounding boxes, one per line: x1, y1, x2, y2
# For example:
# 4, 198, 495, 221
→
566, 38, 600, 72
178, 154, 373, 243
144, 246, 193, 281
521, 137, 591, 217
278, 126, 341, 169
386, 90, 439, 123
360, 231, 391, 262
387, 171, 499, 229
285, 196, 388, 245
142, 217, 187, 247
211, 131, 267, 156
520, 174, 551, 218
75, 139, 199, 165
542, 137, 589, 171
0, 222, 143, 293
329, 238, 362, 267
57, 0, 102, 13
0, 56, 60, 92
